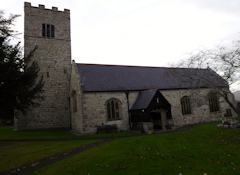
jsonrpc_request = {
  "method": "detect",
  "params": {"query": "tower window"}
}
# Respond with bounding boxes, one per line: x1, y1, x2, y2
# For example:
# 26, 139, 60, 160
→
42, 24, 55, 38
42, 24, 45, 37
51, 25, 55, 38
47, 24, 50, 37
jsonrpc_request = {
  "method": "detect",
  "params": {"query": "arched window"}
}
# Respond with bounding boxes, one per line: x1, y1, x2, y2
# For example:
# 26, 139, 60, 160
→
181, 96, 191, 115
208, 92, 220, 112
106, 98, 121, 120
72, 90, 77, 113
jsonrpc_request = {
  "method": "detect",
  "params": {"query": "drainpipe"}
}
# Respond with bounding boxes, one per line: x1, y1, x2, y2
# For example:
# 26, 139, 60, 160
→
125, 91, 131, 129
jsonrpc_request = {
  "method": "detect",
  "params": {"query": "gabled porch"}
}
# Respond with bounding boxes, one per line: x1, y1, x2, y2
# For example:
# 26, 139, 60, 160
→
129, 89, 172, 133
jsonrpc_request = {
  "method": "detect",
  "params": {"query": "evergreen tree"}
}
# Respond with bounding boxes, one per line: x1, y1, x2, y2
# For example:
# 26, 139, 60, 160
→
0, 11, 44, 120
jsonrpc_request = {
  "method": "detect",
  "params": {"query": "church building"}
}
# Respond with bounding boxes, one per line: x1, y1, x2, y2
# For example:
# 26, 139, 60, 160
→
14, 3, 237, 133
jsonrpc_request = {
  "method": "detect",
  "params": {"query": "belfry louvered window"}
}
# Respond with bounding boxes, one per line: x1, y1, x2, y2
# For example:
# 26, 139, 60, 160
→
42, 24, 55, 38
181, 96, 191, 115
208, 93, 220, 112
106, 98, 121, 120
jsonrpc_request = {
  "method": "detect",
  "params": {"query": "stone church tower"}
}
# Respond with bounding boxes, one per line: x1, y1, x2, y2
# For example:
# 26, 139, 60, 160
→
15, 2, 71, 130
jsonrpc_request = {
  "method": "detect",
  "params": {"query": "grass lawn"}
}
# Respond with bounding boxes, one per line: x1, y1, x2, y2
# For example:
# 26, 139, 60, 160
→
0, 140, 98, 173
37, 123, 240, 175
0, 126, 140, 173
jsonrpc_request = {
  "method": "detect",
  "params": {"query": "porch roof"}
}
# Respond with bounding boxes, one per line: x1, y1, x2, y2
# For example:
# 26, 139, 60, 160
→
130, 89, 158, 110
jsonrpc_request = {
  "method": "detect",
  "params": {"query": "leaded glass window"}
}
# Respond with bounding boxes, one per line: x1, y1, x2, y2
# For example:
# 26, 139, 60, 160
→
181, 96, 191, 115
208, 93, 220, 112
106, 98, 121, 120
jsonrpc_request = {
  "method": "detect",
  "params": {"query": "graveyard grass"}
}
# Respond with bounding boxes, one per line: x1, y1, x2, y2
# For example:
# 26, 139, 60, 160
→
0, 127, 138, 173
1, 122, 240, 174
37, 122, 240, 175
0, 140, 99, 172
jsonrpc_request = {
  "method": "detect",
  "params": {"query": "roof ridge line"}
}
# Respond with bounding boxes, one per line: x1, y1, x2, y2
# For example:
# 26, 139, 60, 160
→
76, 63, 208, 70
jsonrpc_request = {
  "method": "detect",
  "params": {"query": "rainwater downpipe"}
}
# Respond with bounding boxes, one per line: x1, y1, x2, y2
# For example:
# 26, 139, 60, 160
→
125, 91, 131, 129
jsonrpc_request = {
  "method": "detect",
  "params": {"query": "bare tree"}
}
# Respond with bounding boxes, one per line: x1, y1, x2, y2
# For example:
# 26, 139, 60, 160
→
172, 40, 240, 119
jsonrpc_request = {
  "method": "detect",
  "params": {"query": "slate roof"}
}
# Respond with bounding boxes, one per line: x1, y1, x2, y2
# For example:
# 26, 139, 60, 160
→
130, 89, 158, 110
76, 63, 228, 92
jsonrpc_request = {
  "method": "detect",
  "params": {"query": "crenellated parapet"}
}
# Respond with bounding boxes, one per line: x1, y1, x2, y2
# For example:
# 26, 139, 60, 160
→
24, 2, 70, 13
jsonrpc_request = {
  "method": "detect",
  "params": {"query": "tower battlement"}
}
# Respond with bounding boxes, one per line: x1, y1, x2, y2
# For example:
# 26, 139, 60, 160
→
24, 2, 71, 41
24, 2, 70, 13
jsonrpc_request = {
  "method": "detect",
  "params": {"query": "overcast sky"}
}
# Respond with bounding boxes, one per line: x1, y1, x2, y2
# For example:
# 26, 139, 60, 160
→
2, 0, 240, 91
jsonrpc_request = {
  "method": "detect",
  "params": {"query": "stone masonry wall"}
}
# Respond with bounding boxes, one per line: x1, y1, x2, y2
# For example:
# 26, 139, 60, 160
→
70, 78, 139, 134
15, 3, 71, 130
161, 88, 237, 126
71, 88, 236, 134
79, 91, 138, 133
